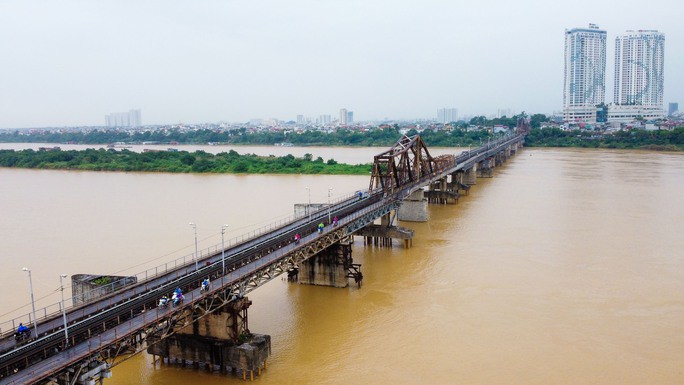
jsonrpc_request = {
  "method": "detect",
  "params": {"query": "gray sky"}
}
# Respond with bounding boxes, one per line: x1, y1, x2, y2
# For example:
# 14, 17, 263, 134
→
1, 0, 681, 128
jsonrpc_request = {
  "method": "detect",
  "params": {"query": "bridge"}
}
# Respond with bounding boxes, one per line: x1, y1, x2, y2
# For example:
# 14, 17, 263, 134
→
0, 132, 525, 385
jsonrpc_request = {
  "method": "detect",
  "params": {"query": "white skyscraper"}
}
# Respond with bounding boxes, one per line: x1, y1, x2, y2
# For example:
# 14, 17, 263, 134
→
437, 108, 458, 124
563, 24, 607, 123
609, 30, 665, 121
105, 109, 141, 128
339, 108, 348, 125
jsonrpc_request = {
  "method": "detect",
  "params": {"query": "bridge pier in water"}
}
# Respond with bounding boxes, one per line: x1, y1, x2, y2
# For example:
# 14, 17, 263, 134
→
147, 297, 271, 379
296, 237, 363, 287
352, 205, 414, 247
424, 173, 469, 204
397, 189, 428, 222
463, 164, 478, 185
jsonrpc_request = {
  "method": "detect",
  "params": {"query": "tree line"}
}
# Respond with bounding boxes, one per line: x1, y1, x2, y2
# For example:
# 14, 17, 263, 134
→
525, 127, 684, 150
0, 148, 373, 175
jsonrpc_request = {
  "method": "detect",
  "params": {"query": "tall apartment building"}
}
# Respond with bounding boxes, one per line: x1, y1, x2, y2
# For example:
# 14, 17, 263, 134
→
437, 108, 458, 124
105, 109, 141, 128
563, 24, 607, 123
339, 108, 353, 125
609, 30, 665, 121
668, 102, 679, 116
339, 108, 348, 125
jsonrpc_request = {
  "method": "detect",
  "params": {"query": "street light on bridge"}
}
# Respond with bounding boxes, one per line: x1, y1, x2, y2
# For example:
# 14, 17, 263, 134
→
305, 186, 311, 221
59, 274, 69, 345
327, 187, 333, 224
21, 267, 39, 339
189, 222, 199, 272
221, 224, 229, 275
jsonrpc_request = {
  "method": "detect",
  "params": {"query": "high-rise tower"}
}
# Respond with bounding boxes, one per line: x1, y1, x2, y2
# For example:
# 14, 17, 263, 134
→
563, 24, 607, 123
339, 108, 348, 125
610, 30, 665, 120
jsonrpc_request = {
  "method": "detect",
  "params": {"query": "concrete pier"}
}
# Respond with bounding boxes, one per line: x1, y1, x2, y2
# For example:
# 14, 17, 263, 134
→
477, 158, 494, 178
356, 224, 414, 248
397, 189, 428, 222
463, 165, 477, 185
71, 274, 137, 305
296, 237, 362, 287
147, 297, 271, 378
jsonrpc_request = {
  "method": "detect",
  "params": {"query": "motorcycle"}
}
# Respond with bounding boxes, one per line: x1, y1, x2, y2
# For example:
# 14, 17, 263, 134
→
14, 329, 30, 343
158, 296, 169, 309
172, 292, 184, 307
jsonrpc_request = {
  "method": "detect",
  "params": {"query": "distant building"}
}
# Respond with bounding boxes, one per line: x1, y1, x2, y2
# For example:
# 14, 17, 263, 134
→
610, 30, 665, 122
339, 108, 348, 125
668, 102, 679, 116
105, 109, 141, 128
437, 108, 458, 123
496, 108, 511, 118
296, 115, 306, 125
318, 114, 332, 125
563, 24, 607, 124
339, 108, 353, 125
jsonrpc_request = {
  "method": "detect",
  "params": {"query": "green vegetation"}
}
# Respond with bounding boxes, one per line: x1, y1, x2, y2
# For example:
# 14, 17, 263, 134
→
525, 127, 684, 150
0, 126, 497, 147
0, 148, 372, 175
91, 276, 112, 286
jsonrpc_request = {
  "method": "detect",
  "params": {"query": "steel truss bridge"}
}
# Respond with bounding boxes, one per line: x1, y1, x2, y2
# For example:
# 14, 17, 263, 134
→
0, 133, 524, 385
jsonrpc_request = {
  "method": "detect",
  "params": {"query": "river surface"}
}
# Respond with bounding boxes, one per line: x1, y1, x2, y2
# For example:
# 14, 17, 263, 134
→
0, 146, 683, 384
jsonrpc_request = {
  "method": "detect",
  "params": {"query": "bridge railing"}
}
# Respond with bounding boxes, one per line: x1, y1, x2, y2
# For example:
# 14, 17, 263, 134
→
0, 190, 365, 338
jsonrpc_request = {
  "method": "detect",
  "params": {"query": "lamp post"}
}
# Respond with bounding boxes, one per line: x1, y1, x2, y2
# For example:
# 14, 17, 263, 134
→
59, 274, 69, 344
221, 224, 228, 275
21, 267, 38, 339
305, 186, 311, 221
327, 187, 333, 224
189, 222, 199, 272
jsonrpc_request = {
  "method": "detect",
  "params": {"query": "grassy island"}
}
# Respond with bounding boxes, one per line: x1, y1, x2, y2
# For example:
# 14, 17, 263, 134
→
0, 148, 372, 175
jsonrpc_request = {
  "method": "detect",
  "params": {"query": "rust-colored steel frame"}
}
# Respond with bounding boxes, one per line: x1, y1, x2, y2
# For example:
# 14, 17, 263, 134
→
369, 135, 437, 195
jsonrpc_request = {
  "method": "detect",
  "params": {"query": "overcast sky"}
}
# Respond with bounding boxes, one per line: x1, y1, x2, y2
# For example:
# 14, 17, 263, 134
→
1, 0, 681, 128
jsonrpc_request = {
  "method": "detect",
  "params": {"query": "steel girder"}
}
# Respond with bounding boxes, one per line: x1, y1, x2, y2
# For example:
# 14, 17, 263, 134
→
369, 135, 437, 195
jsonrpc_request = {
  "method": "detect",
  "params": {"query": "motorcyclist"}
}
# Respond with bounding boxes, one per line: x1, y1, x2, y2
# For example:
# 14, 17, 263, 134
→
172, 291, 183, 306
17, 323, 29, 335
333, 216, 339, 226
159, 295, 169, 307
201, 278, 210, 292
317, 222, 324, 234
294, 233, 301, 243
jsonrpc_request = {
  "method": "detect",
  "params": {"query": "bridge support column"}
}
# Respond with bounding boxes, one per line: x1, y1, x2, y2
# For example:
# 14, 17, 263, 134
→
297, 238, 361, 288
452, 171, 470, 196
147, 297, 271, 378
477, 159, 493, 178
397, 189, 428, 222
464, 165, 477, 185
425, 177, 459, 204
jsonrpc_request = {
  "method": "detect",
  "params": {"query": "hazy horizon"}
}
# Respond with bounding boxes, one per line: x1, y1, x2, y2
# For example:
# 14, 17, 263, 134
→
1, 0, 682, 129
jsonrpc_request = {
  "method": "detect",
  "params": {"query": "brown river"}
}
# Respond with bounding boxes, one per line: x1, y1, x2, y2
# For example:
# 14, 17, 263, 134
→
0, 145, 683, 384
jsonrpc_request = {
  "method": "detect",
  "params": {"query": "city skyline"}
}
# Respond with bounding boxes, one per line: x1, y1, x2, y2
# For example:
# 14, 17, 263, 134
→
1, 0, 682, 128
